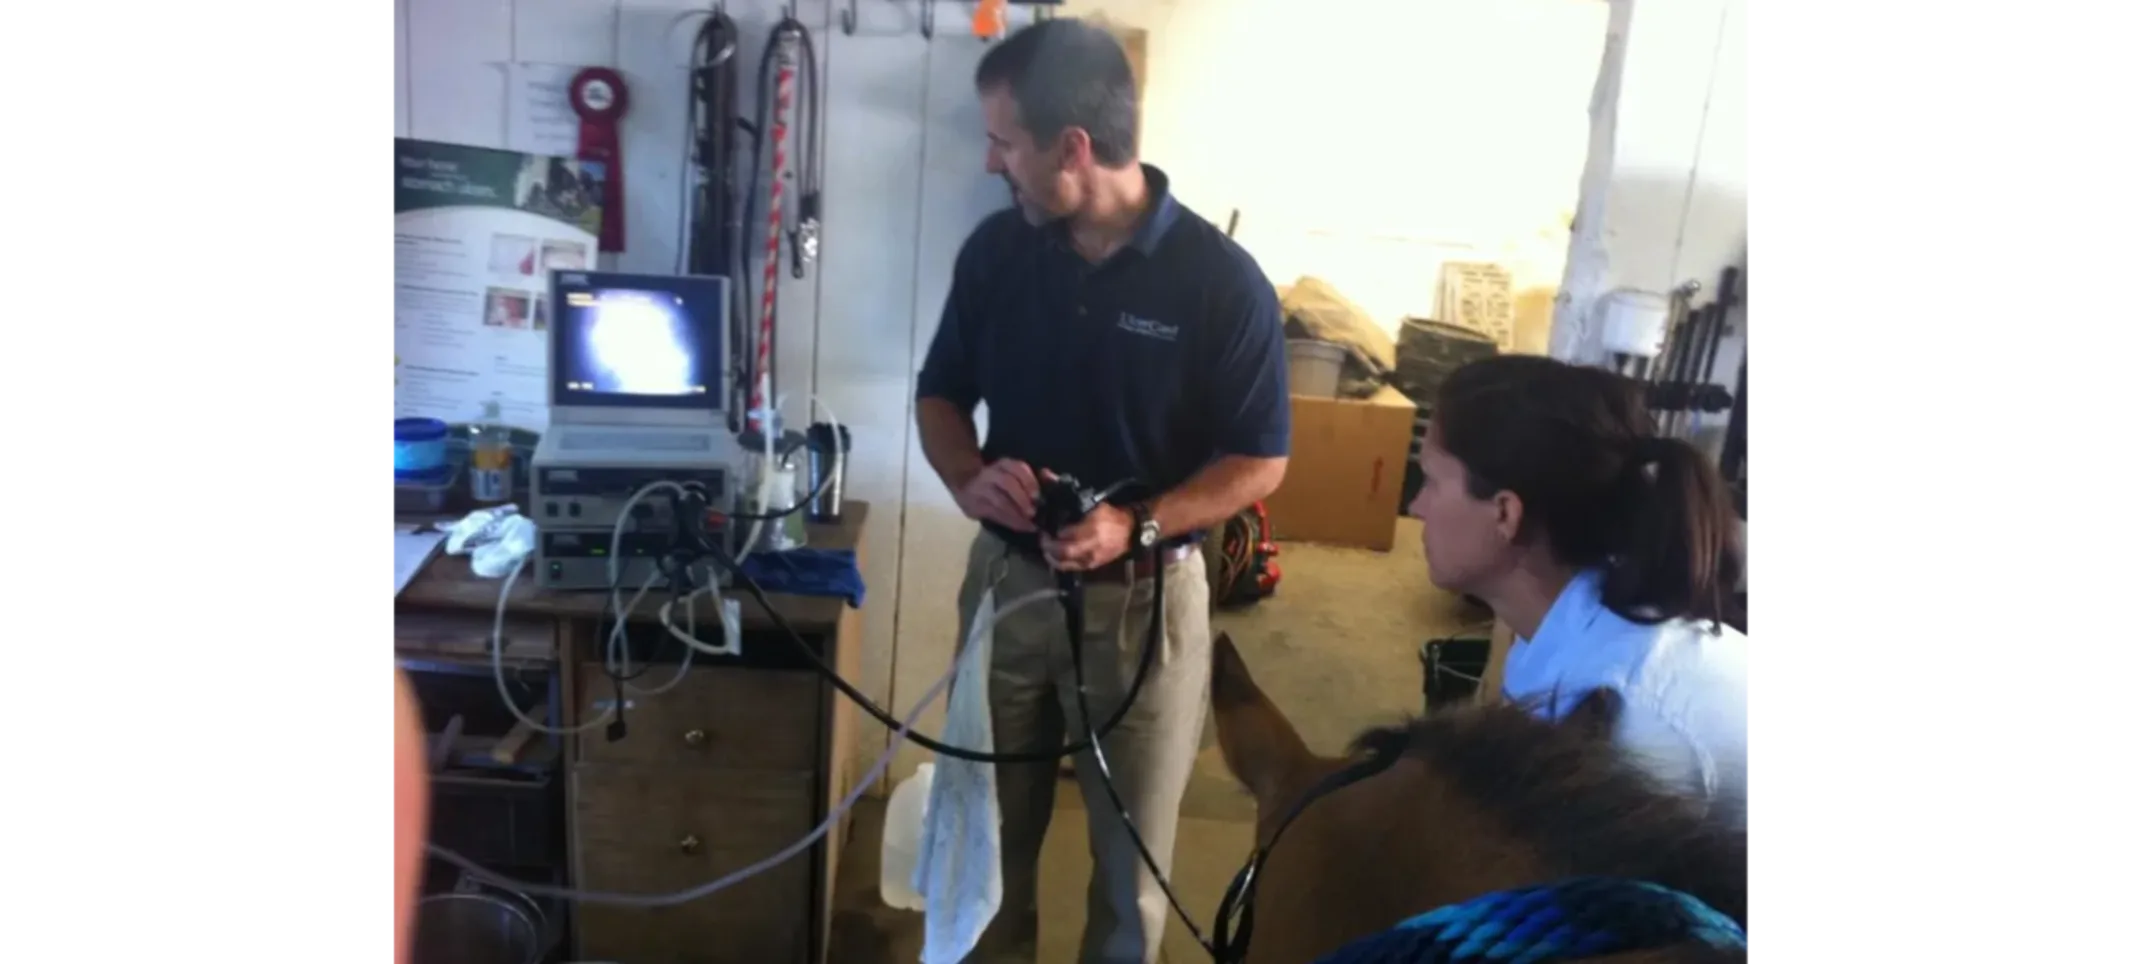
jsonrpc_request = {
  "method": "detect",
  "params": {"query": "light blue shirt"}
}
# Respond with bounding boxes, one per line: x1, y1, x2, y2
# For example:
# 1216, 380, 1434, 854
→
1502, 569, 1748, 827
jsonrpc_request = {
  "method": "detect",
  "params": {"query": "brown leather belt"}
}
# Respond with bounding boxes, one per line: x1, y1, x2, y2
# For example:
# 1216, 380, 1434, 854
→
1081, 544, 1195, 584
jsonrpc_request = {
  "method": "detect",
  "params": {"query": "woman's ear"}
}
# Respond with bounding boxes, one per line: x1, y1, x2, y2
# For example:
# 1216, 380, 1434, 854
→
1491, 489, 1525, 543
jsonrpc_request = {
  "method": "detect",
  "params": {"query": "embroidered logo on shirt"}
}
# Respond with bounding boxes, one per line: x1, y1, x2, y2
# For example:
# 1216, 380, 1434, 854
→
1115, 313, 1180, 342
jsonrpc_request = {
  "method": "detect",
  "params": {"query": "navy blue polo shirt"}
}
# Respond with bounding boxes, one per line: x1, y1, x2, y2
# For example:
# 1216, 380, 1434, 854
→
915, 165, 1290, 552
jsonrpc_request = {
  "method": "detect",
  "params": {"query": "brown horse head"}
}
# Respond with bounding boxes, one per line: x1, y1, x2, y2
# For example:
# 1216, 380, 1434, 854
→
1210, 633, 1745, 964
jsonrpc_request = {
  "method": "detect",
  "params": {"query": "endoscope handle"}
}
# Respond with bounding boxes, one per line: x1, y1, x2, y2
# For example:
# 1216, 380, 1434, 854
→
1032, 473, 1101, 537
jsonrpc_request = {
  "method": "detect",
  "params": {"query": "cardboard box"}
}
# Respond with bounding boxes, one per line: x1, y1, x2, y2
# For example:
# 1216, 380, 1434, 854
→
1265, 385, 1420, 551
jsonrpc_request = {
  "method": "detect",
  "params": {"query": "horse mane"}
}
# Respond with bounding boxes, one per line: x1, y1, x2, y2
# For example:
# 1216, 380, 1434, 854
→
1350, 700, 1747, 927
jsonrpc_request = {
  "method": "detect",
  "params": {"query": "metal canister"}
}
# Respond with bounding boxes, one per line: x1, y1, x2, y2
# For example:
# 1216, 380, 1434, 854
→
805, 422, 851, 523
412, 886, 547, 964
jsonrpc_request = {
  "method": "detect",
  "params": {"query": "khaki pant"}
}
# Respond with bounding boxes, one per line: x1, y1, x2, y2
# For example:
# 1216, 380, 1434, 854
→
956, 530, 1212, 964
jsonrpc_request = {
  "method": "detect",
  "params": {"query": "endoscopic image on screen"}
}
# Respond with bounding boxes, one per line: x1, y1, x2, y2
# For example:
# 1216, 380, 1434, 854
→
557, 289, 710, 397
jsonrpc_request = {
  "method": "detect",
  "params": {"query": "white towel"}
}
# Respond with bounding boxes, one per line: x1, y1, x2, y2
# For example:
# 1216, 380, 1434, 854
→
914, 586, 1005, 964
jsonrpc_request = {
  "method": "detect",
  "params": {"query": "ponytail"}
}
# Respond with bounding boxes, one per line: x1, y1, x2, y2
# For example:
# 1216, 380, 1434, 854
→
1603, 436, 1743, 627
1434, 355, 1744, 629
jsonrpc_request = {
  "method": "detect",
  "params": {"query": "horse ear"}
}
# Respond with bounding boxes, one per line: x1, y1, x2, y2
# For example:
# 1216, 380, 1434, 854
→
1211, 633, 1314, 805
1211, 632, 1245, 691
1563, 686, 1624, 741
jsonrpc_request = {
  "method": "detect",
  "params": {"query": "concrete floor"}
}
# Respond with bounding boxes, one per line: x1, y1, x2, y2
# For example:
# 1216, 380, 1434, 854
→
828, 519, 1489, 963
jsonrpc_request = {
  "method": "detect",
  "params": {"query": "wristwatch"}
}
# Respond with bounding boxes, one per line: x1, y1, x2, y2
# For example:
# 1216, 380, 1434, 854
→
1131, 503, 1161, 551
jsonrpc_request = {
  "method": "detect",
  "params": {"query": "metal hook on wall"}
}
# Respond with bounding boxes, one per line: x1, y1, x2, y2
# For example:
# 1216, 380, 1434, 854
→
920, 0, 936, 40
840, 0, 858, 35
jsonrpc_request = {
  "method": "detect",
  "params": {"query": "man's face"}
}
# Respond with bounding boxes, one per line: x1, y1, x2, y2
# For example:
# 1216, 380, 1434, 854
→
980, 85, 1079, 225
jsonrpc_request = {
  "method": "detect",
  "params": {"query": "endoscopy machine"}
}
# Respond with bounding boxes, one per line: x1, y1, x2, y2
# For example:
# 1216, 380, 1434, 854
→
527, 270, 748, 593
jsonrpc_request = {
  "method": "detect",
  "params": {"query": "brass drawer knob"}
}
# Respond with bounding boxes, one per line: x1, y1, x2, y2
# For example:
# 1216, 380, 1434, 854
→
679, 834, 702, 855
683, 728, 708, 747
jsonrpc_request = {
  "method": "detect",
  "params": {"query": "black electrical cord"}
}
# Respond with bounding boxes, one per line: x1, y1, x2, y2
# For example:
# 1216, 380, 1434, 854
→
743, 470, 1341, 958
714, 539, 1162, 765
681, 8, 739, 277
722, 501, 808, 522
678, 7, 754, 433
677, 475, 1163, 764
660, 478, 1237, 943
597, 497, 704, 687
597, 551, 659, 752
600, 489, 739, 745
790, 23, 823, 281
783, 11, 821, 280
1062, 571, 1213, 950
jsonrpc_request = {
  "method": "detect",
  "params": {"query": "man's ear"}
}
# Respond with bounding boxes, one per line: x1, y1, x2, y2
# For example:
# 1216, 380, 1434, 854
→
1563, 686, 1624, 742
1055, 125, 1095, 170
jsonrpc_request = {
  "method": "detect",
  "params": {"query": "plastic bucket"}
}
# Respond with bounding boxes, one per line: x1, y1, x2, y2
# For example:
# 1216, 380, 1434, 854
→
395, 417, 451, 479
1418, 636, 1492, 714
1286, 339, 1347, 398
412, 890, 545, 964
879, 762, 935, 911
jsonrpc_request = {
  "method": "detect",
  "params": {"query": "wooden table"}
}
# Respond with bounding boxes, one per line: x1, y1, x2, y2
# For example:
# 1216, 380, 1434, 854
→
395, 502, 870, 964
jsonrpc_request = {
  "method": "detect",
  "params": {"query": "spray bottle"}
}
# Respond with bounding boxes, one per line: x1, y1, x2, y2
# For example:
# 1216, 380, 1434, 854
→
469, 400, 514, 506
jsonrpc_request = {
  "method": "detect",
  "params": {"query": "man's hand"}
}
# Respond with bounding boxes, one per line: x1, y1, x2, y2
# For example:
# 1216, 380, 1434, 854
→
1043, 502, 1133, 572
953, 458, 1041, 532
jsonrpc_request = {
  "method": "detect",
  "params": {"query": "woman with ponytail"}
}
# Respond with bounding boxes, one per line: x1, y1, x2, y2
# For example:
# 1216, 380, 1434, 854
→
1409, 355, 1747, 825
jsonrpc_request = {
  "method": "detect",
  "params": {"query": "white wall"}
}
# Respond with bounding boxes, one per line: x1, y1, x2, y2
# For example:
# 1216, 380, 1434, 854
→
1070, 0, 1607, 353
1555, 0, 1746, 402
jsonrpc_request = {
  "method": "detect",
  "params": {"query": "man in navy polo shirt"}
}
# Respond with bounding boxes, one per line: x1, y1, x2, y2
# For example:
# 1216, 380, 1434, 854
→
914, 19, 1290, 964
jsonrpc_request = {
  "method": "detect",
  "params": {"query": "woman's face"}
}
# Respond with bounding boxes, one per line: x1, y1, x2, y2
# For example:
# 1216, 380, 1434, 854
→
1407, 434, 1514, 593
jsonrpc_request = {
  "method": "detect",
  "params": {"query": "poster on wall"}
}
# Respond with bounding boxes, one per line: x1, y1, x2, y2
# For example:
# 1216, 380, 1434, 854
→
393, 137, 605, 432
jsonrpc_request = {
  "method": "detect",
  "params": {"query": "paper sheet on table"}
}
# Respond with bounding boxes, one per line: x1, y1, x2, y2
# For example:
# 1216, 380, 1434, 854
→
506, 63, 584, 158
395, 528, 448, 599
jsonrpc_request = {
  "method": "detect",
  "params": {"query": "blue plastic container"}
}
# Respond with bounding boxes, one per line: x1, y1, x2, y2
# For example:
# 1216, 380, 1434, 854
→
395, 417, 451, 479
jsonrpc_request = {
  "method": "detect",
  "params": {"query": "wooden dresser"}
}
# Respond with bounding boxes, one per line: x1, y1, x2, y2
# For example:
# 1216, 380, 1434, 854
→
395, 502, 870, 964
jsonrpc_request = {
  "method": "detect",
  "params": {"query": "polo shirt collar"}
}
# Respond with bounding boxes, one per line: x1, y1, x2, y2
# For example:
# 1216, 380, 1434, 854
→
1045, 163, 1181, 257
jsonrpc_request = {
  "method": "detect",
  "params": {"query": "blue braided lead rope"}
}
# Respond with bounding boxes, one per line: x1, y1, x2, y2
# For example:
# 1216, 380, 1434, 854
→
1308, 877, 1746, 964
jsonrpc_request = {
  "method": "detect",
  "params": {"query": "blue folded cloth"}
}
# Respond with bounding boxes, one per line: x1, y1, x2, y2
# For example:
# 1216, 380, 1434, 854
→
739, 548, 866, 608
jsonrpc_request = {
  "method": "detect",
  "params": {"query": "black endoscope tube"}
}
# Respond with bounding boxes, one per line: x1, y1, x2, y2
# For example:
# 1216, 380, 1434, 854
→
716, 482, 1166, 765
1064, 559, 1212, 947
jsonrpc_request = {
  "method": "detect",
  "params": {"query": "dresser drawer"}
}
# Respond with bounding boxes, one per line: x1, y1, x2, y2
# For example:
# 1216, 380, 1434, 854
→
574, 762, 818, 848
577, 891, 808, 964
576, 663, 820, 771
573, 763, 816, 963
577, 899, 808, 964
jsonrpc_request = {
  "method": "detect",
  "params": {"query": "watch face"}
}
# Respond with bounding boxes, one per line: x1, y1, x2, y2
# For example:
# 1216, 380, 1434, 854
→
1138, 521, 1160, 547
